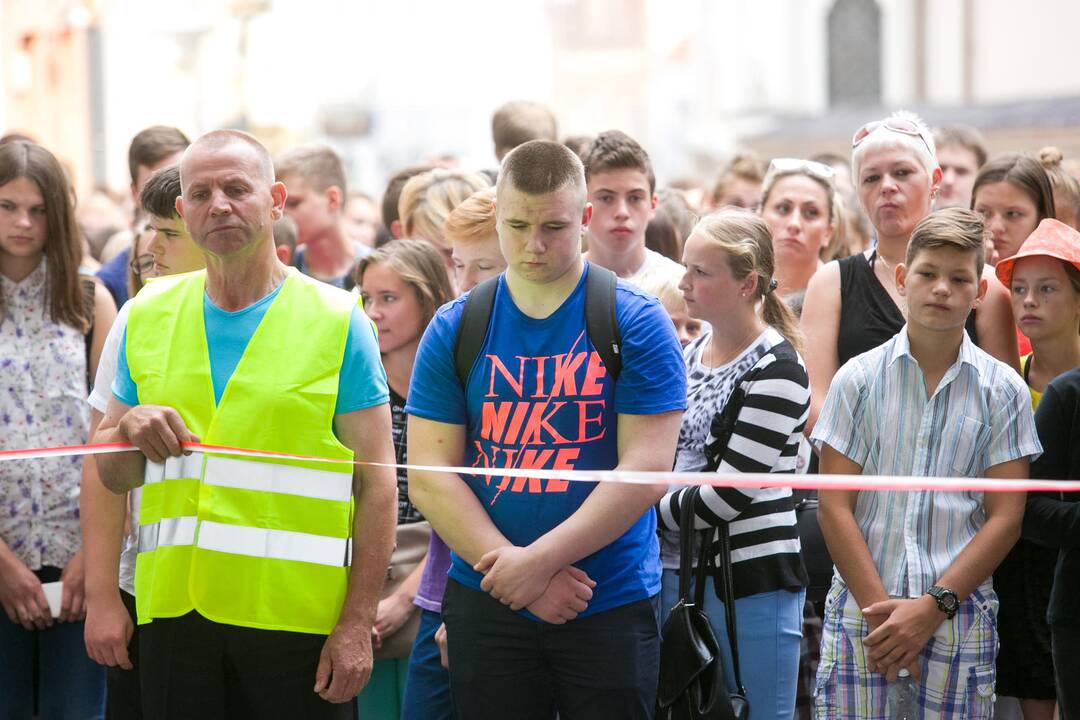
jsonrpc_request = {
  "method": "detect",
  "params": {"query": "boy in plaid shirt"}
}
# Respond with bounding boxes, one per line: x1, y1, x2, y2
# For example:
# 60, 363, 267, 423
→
811, 209, 1041, 718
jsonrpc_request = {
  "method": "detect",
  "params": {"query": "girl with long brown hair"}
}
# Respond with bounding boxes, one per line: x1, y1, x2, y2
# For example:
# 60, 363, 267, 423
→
0, 140, 116, 716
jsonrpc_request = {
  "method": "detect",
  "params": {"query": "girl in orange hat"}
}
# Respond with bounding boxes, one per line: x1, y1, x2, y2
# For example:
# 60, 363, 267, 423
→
994, 217, 1080, 720
998, 218, 1080, 407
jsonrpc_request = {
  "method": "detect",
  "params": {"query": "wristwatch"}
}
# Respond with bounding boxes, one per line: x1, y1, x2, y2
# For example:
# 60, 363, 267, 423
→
926, 586, 959, 619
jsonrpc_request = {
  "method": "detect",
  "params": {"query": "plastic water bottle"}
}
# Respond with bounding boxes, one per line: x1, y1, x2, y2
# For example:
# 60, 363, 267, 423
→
888, 668, 918, 720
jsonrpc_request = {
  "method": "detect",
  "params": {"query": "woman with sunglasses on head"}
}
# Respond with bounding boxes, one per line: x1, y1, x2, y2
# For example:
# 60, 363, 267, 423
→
0, 140, 117, 718
802, 112, 1018, 436
759, 158, 847, 317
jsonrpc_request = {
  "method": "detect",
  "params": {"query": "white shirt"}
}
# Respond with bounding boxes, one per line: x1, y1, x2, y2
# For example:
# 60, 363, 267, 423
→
625, 248, 686, 290
88, 300, 140, 596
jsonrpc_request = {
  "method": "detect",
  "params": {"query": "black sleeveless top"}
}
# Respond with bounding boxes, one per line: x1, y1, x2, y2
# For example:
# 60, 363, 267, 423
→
837, 250, 978, 366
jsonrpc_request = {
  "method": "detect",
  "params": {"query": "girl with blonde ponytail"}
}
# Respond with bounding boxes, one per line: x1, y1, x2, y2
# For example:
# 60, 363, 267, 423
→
656, 208, 810, 719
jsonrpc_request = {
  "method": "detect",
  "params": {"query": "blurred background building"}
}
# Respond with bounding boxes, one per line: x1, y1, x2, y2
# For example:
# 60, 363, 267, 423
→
3, 0, 1079, 198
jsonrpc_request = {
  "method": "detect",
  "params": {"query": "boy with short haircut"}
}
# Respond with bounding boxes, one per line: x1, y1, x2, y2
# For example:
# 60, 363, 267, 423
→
272, 215, 298, 266
933, 125, 988, 210
811, 207, 1041, 719
83, 165, 206, 719
443, 187, 506, 292
274, 144, 371, 289
139, 167, 205, 278
407, 140, 686, 719
491, 100, 558, 162
581, 130, 684, 288
381, 165, 432, 240
96, 126, 190, 306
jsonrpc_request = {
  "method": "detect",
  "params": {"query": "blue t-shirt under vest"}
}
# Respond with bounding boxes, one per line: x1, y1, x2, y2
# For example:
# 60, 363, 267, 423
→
406, 264, 687, 618
113, 279, 388, 413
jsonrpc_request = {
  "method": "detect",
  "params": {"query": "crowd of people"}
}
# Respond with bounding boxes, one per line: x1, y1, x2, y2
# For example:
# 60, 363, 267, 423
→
0, 99, 1078, 720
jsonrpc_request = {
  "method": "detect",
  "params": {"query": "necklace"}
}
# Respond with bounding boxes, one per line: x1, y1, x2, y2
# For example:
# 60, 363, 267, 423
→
704, 326, 760, 369
875, 249, 902, 275
873, 250, 908, 318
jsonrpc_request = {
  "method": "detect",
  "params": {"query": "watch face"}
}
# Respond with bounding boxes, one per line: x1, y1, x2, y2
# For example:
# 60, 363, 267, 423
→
931, 587, 959, 614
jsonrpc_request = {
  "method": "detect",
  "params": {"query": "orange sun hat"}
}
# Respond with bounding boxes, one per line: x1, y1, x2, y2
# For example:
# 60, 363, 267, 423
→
995, 218, 1080, 286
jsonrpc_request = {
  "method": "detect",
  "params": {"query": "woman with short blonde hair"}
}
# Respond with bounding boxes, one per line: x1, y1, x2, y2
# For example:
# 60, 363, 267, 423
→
801, 111, 1019, 437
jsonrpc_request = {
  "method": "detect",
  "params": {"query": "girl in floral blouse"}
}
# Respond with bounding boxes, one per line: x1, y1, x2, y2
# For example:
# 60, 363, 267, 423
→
0, 140, 116, 718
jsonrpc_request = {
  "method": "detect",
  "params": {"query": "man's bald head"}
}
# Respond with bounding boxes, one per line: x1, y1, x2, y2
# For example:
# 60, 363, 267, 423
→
180, 129, 275, 188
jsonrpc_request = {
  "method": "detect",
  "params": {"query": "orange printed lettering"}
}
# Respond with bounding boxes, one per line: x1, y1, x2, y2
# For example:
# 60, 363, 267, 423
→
508, 449, 555, 493
501, 402, 530, 445
550, 351, 586, 396
486, 355, 527, 398
544, 447, 580, 492
480, 402, 512, 442
531, 356, 551, 398
575, 400, 607, 442
581, 352, 607, 396
520, 401, 569, 444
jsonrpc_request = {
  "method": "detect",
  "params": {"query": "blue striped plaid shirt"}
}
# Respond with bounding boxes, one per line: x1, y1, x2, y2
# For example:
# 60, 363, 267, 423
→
811, 327, 1042, 598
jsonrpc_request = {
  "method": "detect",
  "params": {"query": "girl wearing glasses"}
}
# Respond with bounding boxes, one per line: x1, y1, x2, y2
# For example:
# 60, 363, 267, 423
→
802, 111, 1019, 437
0, 140, 117, 716
758, 158, 847, 317
126, 222, 156, 297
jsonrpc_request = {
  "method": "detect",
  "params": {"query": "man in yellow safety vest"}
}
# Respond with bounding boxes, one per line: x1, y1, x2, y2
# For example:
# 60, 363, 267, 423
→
93, 129, 397, 718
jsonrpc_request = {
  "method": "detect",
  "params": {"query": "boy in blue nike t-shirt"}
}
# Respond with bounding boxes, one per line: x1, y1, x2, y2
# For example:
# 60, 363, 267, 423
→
407, 140, 686, 719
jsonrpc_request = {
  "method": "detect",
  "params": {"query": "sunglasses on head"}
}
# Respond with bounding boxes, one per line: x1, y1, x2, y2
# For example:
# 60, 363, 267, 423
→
851, 117, 934, 158
766, 158, 836, 183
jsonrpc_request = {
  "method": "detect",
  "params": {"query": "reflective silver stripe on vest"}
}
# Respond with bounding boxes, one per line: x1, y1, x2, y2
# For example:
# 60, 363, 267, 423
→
143, 453, 205, 486
196, 520, 349, 567
201, 455, 352, 502
138, 515, 198, 553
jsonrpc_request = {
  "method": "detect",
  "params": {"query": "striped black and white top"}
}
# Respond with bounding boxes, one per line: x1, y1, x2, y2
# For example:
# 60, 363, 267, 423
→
658, 328, 810, 599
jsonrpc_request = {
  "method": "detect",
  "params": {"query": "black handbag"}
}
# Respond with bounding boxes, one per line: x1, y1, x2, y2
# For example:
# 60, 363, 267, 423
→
657, 486, 749, 720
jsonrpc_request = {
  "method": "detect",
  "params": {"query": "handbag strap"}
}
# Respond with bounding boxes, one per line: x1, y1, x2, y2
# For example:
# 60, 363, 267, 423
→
716, 522, 745, 693
677, 485, 699, 602
679, 486, 715, 612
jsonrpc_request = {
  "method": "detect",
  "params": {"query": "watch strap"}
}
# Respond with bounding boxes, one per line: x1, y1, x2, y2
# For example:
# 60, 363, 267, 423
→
927, 585, 959, 618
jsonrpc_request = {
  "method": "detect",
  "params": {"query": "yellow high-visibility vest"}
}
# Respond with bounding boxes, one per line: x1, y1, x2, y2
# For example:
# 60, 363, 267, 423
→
126, 269, 357, 635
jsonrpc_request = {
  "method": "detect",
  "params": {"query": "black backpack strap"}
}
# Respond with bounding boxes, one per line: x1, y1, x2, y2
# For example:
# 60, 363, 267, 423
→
453, 276, 500, 388
584, 264, 621, 382
453, 267, 622, 390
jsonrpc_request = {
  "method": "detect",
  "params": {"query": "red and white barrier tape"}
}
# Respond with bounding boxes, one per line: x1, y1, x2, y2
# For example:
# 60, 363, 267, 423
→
1, 440, 1076, 493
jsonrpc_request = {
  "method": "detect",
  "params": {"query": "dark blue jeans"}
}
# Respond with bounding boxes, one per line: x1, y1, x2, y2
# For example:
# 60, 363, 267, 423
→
401, 608, 454, 720
0, 571, 105, 720
442, 579, 660, 720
